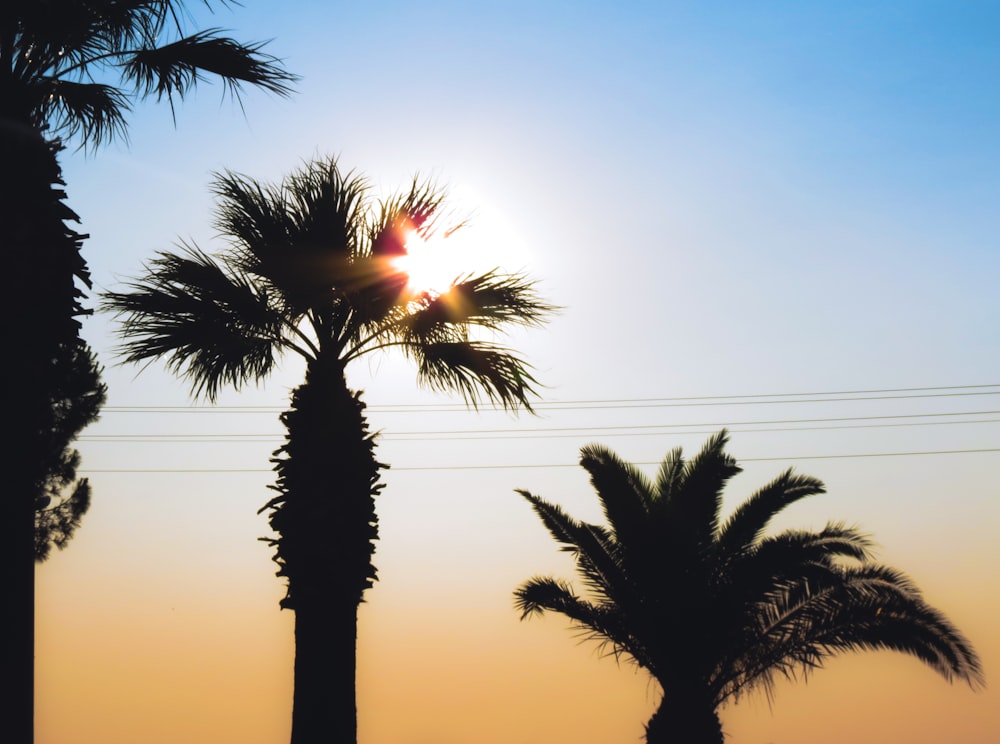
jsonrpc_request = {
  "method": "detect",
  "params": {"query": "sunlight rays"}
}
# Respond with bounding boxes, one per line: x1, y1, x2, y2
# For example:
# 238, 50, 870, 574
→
391, 230, 466, 297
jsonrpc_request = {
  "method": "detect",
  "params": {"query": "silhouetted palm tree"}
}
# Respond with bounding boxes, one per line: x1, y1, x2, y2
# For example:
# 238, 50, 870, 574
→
514, 430, 983, 744
1, 0, 296, 148
0, 8, 294, 744
2, 6, 294, 738
104, 156, 555, 744
2, 0, 296, 545
2, 132, 108, 744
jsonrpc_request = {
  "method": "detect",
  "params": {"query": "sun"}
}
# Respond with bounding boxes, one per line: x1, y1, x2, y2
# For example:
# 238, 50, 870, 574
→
391, 230, 465, 296
389, 194, 534, 297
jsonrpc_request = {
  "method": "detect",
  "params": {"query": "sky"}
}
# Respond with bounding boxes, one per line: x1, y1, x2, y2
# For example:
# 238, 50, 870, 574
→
34, 2, 1000, 743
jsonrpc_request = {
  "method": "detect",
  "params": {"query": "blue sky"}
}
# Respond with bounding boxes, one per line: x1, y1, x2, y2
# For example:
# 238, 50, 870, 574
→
38, 3, 1000, 743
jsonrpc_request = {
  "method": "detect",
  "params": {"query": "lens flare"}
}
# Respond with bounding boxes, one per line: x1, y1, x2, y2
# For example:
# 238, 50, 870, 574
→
392, 231, 462, 296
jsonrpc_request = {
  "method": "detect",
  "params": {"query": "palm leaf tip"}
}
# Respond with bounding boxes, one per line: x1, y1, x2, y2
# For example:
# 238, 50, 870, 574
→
43, 81, 132, 148
417, 342, 542, 411
514, 576, 580, 620
100, 247, 281, 402
448, 270, 558, 328
125, 29, 298, 103
579, 443, 656, 538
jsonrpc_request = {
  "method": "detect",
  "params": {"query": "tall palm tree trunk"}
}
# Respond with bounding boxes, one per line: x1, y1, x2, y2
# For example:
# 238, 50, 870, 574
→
645, 688, 724, 744
3, 123, 48, 744
2, 121, 94, 744
290, 591, 361, 743
265, 355, 385, 744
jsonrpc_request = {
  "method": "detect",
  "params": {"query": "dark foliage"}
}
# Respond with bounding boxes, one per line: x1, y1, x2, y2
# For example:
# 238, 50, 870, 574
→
515, 431, 983, 744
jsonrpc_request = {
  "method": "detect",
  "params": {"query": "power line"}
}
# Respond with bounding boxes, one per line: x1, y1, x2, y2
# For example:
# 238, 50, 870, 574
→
384, 413, 1000, 440
97, 383, 1000, 414
79, 408, 1000, 441
78, 383, 1000, 471
78, 446, 1000, 474
79, 416, 1000, 443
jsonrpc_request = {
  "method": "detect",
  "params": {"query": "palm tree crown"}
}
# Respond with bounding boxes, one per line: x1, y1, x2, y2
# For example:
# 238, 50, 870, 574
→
1, 0, 296, 146
515, 430, 983, 744
105, 157, 552, 406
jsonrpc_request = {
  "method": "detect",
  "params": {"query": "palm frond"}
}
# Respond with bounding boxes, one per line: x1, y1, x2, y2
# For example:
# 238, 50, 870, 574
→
401, 270, 556, 341
284, 158, 368, 259
736, 563, 984, 696
514, 576, 583, 619
514, 577, 643, 665
517, 490, 638, 617
96, 0, 169, 48
579, 444, 655, 551
122, 28, 297, 107
716, 469, 827, 558
39, 79, 131, 146
211, 169, 294, 259
723, 524, 875, 612
210, 163, 374, 315
370, 176, 450, 257
10, 1, 134, 74
101, 246, 289, 400
415, 341, 541, 411
66, 1, 170, 56
653, 445, 686, 502
517, 490, 585, 552
657, 429, 741, 549
7, 1, 295, 148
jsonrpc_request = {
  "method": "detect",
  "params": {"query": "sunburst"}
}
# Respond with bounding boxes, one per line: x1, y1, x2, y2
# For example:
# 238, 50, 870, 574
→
391, 230, 464, 296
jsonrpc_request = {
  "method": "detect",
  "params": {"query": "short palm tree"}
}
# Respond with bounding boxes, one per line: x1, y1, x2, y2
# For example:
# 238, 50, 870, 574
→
104, 156, 555, 744
514, 430, 983, 744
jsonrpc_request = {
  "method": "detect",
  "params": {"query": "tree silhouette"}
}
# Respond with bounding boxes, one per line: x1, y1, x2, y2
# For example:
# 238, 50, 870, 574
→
2, 4, 294, 740
1, 1, 296, 149
104, 156, 555, 744
3, 133, 108, 744
514, 430, 983, 744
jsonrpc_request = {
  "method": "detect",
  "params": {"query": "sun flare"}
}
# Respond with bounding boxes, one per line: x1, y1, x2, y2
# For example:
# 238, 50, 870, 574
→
389, 195, 533, 298
392, 231, 465, 296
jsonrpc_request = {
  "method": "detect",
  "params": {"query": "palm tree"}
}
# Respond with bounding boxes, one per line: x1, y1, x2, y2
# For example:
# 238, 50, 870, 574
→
2, 0, 296, 551
2, 6, 294, 739
514, 430, 983, 744
103, 156, 555, 744
1, 0, 297, 148
3, 131, 108, 744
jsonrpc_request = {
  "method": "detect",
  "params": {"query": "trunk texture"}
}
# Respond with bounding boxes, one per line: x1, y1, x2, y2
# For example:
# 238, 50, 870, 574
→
263, 356, 385, 744
645, 689, 724, 744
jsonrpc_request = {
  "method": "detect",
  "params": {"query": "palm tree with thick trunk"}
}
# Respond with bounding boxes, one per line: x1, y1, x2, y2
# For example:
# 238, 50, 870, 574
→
514, 430, 984, 744
104, 156, 554, 744
2, 4, 294, 741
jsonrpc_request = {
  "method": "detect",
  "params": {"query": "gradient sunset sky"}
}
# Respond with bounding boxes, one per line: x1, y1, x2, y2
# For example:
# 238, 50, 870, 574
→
35, 2, 999, 743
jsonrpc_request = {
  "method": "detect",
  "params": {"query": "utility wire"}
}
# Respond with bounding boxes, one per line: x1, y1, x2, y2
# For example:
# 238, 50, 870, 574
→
78, 446, 1000, 474
79, 384, 1000, 471
80, 408, 1000, 442
97, 383, 1000, 414
79, 416, 1000, 443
